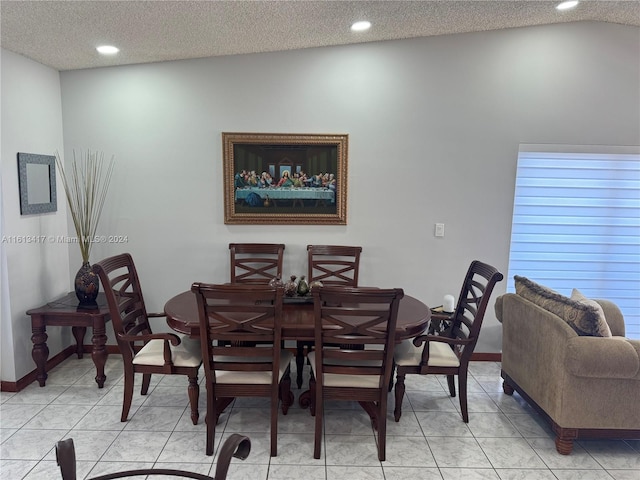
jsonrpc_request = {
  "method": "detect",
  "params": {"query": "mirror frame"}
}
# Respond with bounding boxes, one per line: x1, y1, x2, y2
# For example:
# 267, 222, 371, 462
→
222, 132, 348, 225
17, 152, 57, 215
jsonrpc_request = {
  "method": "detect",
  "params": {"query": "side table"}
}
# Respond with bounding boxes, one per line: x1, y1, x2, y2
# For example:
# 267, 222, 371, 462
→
26, 292, 111, 388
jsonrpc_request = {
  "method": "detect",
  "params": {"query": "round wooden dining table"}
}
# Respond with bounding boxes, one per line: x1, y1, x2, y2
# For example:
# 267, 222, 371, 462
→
164, 290, 432, 342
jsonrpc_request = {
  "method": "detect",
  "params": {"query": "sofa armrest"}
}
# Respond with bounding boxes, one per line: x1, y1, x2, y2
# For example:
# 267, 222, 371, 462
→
567, 336, 640, 379
494, 295, 504, 323
594, 299, 626, 337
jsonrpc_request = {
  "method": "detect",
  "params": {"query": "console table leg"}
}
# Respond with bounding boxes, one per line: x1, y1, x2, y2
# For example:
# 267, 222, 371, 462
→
72, 326, 86, 358
91, 320, 108, 388
31, 318, 49, 387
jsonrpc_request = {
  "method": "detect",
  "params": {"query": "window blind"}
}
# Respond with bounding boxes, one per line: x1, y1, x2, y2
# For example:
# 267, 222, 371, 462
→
507, 146, 640, 339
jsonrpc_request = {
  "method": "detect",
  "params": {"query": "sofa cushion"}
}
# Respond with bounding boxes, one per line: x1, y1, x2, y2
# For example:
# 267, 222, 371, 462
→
514, 276, 612, 337
570, 288, 612, 337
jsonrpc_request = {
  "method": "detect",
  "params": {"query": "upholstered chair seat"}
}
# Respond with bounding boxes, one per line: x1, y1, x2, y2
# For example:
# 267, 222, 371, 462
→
213, 351, 294, 384
307, 351, 382, 388
132, 336, 202, 368
394, 339, 461, 368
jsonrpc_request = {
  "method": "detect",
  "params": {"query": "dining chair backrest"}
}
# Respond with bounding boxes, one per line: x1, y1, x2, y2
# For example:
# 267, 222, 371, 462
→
229, 243, 285, 284
56, 434, 251, 480
445, 260, 504, 367
93, 253, 151, 364
191, 282, 291, 457
192, 283, 284, 380
312, 286, 403, 387
307, 244, 362, 286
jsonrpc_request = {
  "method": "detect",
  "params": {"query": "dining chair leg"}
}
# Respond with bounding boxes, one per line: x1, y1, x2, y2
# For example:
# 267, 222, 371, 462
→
377, 398, 387, 461
121, 370, 135, 422
205, 386, 215, 456
295, 342, 306, 389
393, 373, 406, 422
308, 375, 317, 417
141, 373, 151, 395
187, 374, 199, 425
270, 393, 278, 457
458, 371, 469, 423
313, 383, 323, 459
446, 374, 456, 397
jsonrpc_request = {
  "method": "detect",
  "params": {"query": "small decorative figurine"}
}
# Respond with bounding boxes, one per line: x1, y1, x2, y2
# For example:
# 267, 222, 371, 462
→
297, 275, 309, 296
284, 275, 298, 297
268, 274, 284, 288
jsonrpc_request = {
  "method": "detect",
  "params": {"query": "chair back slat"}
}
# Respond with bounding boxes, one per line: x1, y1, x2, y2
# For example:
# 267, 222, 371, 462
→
229, 243, 285, 284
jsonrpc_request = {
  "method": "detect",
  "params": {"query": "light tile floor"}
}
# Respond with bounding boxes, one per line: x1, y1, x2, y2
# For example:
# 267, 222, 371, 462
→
1, 356, 639, 479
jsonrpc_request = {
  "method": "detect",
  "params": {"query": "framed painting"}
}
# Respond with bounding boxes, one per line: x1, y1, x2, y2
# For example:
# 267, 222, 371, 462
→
222, 132, 348, 225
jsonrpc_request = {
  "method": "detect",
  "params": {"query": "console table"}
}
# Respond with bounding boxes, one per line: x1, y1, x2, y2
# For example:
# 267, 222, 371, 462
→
26, 292, 111, 388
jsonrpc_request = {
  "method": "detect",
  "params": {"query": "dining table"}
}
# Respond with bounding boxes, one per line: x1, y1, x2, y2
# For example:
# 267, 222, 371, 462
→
165, 290, 431, 341
163, 290, 431, 424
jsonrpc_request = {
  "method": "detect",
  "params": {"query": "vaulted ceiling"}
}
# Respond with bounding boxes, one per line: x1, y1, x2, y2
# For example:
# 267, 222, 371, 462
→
2, 1, 639, 71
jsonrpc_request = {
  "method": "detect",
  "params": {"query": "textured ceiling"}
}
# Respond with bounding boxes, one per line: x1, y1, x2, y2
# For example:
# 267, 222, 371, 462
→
1, 1, 639, 71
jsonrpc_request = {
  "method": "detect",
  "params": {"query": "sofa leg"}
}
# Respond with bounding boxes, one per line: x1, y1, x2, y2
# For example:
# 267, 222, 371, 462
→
555, 435, 574, 455
502, 380, 514, 395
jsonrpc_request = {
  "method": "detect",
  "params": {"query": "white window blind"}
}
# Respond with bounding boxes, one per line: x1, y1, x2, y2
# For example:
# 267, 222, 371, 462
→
507, 145, 640, 339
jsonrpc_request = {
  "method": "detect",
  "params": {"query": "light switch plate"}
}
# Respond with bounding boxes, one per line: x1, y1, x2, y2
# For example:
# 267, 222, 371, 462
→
435, 223, 445, 237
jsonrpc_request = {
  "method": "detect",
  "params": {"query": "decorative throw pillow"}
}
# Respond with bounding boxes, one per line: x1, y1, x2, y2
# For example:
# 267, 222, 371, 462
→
570, 288, 612, 337
514, 276, 612, 337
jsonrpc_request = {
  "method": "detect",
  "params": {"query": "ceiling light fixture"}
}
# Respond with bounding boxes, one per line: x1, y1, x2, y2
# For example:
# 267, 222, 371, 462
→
351, 21, 371, 32
556, 1, 579, 11
96, 45, 119, 55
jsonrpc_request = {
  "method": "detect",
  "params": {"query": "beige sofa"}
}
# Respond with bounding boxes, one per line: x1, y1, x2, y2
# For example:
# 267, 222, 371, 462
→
495, 276, 640, 454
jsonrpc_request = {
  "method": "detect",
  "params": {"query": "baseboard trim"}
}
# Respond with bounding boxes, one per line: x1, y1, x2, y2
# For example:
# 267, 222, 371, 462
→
1, 344, 121, 393
2, 346, 501, 393
471, 352, 502, 362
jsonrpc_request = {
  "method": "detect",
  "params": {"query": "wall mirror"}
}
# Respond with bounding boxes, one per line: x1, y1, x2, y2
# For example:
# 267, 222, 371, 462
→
18, 152, 57, 215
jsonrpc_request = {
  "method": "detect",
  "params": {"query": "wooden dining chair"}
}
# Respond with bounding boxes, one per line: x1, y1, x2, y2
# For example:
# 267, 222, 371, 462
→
56, 434, 251, 480
229, 243, 285, 284
94, 253, 201, 425
296, 244, 363, 388
393, 260, 503, 423
308, 286, 404, 461
307, 244, 362, 286
191, 282, 294, 456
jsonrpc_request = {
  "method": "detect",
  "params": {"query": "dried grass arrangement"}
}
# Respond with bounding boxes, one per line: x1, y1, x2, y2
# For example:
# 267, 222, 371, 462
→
55, 150, 115, 263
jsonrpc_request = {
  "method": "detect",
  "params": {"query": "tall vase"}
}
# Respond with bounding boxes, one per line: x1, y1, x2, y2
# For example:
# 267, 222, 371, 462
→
75, 261, 99, 306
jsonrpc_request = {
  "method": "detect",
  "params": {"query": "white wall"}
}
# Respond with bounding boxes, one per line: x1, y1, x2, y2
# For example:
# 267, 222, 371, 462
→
58, 21, 639, 353
1, 49, 70, 382
1, 22, 638, 385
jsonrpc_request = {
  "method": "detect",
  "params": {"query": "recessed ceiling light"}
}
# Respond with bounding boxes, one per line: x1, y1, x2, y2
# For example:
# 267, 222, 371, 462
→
96, 45, 119, 55
351, 21, 371, 32
556, 1, 579, 11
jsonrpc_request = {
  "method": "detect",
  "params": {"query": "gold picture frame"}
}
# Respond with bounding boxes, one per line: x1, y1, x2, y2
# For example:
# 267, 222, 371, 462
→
222, 132, 348, 225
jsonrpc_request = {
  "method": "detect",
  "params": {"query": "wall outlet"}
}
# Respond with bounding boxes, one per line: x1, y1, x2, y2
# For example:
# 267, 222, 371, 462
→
435, 223, 445, 237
